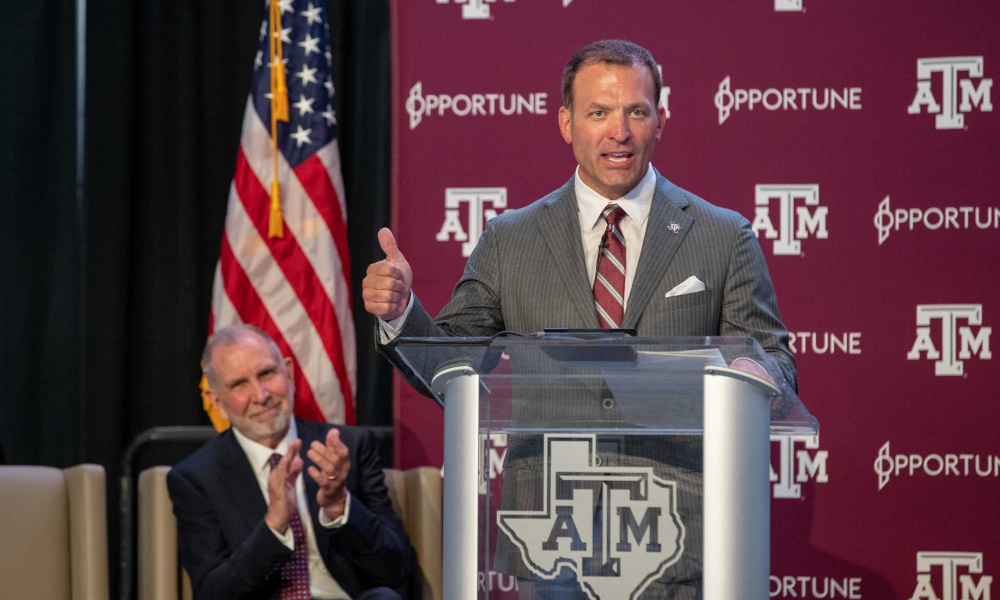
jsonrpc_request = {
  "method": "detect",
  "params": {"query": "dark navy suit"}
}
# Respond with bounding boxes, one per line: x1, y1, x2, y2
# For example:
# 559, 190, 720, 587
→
167, 419, 415, 600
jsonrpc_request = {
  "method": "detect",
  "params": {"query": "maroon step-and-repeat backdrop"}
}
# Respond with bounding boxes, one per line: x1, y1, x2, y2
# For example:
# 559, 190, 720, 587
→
389, 1, 999, 597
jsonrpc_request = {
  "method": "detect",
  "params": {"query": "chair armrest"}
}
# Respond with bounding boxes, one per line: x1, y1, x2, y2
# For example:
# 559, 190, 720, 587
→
64, 463, 109, 600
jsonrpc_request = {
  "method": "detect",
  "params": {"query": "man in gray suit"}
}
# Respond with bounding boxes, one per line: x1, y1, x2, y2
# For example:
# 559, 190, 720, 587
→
364, 39, 794, 599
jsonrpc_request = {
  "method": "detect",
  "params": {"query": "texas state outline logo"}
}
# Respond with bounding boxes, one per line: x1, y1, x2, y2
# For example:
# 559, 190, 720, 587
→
497, 434, 686, 600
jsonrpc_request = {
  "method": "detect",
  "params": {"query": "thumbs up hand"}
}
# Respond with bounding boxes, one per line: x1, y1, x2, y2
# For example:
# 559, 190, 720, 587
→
362, 228, 413, 321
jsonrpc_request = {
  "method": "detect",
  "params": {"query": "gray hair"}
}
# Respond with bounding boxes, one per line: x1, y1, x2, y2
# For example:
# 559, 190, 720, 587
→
561, 39, 661, 111
201, 324, 284, 389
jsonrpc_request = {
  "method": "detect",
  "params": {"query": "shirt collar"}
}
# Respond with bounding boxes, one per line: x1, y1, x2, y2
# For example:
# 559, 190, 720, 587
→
575, 164, 656, 230
231, 418, 298, 476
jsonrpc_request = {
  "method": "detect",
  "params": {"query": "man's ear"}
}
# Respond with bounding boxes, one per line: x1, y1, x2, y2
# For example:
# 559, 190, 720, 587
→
204, 387, 229, 420
283, 356, 295, 381
655, 105, 667, 140
558, 106, 573, 144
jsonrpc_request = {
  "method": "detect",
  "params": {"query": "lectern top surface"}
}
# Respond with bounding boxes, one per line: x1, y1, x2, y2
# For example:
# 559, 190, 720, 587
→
394, 336, 818, 436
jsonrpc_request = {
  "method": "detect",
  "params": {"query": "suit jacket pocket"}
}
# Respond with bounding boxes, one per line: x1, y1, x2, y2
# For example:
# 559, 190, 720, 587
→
652, 288, 712, 312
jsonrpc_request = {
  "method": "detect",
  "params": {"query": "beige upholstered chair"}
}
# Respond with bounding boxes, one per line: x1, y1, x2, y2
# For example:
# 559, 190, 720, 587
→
382, 467, 443, 600
137, 466, 192, 600
0, 464, 110, 600
137, 465, 442, 600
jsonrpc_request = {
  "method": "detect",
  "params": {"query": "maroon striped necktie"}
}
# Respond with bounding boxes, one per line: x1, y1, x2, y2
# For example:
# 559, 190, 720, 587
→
268, 453, 311, 600
594, 203, 627, 329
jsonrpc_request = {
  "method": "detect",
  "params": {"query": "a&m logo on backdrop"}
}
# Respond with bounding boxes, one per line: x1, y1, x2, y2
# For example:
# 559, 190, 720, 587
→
436, 187, 507, 257
774, 0, 803, 11
434, 0, 575, 20
655, 65, 672, 120
907, 57, 993, 130
907, 304, 992, 376
497, 434, 685, 600
751, 184, 828, 256
909, 552, 993, 600
874, 196, 1000, 245
873, 441, 999, 491
479, 432, 507, 495
770, 435, 829, 499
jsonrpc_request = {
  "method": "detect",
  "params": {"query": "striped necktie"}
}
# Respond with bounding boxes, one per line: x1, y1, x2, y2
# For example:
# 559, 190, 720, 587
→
268, 453, 311, 600
594, 203, 626, 329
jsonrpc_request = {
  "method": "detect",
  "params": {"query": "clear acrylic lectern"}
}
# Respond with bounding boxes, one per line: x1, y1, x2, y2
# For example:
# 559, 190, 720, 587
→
394, 336, 817, 600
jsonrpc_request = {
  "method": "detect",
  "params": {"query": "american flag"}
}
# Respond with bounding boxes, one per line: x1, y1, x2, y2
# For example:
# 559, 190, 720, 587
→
206, 0, 356, 425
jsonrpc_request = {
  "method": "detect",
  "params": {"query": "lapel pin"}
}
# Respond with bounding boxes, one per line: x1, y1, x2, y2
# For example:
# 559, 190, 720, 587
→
668, 222, 681, 234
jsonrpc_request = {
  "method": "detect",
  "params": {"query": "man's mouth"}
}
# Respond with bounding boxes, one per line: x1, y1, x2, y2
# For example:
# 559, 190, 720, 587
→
252, 404, 279, 420
603, 152, 633, 164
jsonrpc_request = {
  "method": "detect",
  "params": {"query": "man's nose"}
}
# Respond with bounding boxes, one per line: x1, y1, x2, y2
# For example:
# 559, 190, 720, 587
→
609, 114, 631, 142
249, 378, 270, 403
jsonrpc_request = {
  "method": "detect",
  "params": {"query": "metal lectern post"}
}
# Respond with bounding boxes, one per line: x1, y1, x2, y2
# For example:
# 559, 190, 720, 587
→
433, 366, 480, 600
703, 366, 777, 600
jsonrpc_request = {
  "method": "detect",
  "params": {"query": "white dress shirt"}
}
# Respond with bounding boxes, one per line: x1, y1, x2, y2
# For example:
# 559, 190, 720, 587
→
574, 164, 656, 309
380, 164, 657, 338
231, 420, 351, 600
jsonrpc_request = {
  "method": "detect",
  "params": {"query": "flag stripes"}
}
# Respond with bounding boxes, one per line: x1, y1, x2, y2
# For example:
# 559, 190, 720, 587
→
217, 233, 325, 423
232, 145, 354, 422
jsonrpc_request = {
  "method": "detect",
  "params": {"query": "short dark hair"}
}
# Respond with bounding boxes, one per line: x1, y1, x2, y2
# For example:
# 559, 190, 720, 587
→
201, 324, 284, 388
561, 39, 661, 111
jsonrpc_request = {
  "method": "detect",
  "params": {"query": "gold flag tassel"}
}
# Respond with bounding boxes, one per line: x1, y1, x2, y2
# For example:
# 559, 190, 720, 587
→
268, 0, 289, 238
199, 373, 231, 432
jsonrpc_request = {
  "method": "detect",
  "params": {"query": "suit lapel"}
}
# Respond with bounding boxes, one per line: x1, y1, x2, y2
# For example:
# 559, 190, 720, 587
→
539, 181, 600, 328
217, 431, 269, 530
623, 176, 694, 328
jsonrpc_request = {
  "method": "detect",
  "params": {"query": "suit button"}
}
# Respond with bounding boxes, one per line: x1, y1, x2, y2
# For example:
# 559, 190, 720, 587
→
602, 398, 615, 410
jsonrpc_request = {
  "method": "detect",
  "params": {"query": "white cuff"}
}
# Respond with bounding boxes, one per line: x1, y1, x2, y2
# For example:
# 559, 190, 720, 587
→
318, 491, 352, 529
377, 291, 416, 343
268, 522, 295, 550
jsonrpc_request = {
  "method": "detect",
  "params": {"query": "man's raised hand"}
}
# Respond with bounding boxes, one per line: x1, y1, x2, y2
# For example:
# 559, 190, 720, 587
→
264, 440, 303, 535
306, 428, 351, 521
362, 228, 413, 321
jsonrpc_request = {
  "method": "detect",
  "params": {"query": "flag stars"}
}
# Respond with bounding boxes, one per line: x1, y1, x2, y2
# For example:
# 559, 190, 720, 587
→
278, 0, 294, 15
298, 33, 321, 55
254, 50, 264, 69
302, 3, 322, 25
294, 95, 316, 117
290, 124, 313, 147
259, 20, 268, 40
322, 105, 337, 126
296, 64, 319, 86
324, 79, 334, 96
272, 27, 292, 44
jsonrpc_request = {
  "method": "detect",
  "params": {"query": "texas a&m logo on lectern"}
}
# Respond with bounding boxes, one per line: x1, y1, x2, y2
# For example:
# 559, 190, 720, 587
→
497, 434, 685, 600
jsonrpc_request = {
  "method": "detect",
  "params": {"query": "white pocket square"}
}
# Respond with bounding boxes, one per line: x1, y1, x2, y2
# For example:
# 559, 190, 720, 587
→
665, 276, 706, 298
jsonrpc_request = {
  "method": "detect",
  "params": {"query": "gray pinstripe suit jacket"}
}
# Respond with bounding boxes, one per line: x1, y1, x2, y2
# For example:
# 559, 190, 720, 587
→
380, 171, 796, 596
383, 170, 796, 391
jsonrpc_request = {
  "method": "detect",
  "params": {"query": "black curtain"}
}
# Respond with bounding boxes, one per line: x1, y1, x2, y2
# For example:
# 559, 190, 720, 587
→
1, 1, 82, 467
2, 0, 392, 596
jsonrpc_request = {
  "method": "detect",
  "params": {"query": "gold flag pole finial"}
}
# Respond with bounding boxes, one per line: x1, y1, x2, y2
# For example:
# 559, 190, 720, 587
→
268, 0, 289, 238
